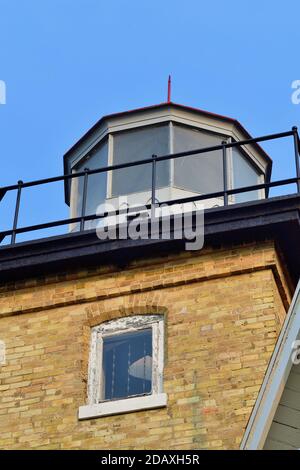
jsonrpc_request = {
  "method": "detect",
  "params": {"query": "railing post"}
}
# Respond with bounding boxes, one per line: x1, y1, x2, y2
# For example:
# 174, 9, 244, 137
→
292, 126, 300, 193
80, 168, 89, 231
151, 154, 157, 220
222, 141, 228, 206
11, 180, 23, 244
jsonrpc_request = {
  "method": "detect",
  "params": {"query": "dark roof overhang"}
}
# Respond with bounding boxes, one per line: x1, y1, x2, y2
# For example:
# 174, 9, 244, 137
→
0, 194, 299, 288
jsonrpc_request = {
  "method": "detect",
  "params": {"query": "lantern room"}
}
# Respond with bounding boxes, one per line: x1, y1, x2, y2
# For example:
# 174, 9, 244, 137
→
63, 102, 272, 229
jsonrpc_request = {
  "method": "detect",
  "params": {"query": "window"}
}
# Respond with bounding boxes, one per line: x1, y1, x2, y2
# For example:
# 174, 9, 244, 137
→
111, 125, 170, 197
232, 147, 262, 203
78, 315, 166, 420
103, 328, 152, 400
70, 139, 108, 230
173, 124, 224, 194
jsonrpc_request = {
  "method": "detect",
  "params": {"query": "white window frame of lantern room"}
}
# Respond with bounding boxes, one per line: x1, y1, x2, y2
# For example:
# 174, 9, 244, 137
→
78, 315, 166, 420
106, 121, 231, 200
79, 121, 265, 205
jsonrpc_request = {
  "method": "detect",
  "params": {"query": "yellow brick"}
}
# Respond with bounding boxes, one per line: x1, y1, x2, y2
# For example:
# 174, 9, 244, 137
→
0, 240, 290, 450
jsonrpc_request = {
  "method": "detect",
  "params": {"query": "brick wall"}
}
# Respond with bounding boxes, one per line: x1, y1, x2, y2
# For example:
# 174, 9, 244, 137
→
0, 241, 291, 449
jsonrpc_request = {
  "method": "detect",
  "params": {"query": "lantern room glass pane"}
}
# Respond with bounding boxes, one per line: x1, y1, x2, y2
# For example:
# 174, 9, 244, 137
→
173, 124, 224, 194
71, 139, 108, 219
111, 125, 170, 197
232, 147, 261, 203
103, 328, 152, 401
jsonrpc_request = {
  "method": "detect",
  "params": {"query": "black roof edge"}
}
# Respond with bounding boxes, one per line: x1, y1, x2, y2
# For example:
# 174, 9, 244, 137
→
0, 194, 299, 287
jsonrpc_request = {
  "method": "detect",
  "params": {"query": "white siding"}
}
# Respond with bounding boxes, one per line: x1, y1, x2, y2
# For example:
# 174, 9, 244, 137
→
264, 365, 300, 449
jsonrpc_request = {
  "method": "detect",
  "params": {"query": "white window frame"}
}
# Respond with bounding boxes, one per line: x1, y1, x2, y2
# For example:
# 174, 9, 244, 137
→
78, 315, 166, 420
71, 120, 267, 223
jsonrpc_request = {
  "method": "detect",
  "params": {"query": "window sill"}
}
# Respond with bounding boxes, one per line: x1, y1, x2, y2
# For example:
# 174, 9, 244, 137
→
78, 393, 167, 420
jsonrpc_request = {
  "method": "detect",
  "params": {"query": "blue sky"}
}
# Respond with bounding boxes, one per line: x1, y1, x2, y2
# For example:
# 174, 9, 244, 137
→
0, 0, 300, 241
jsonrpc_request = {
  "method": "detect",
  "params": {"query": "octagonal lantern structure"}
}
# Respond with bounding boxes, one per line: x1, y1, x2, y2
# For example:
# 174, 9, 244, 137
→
63, 103, 272, 230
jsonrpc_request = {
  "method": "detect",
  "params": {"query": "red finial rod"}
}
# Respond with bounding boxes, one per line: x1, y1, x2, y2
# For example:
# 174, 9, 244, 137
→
167, 75, 171, 103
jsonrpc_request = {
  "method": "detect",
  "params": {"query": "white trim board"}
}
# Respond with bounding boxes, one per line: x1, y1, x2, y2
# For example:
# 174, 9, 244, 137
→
240, 279, 300, 449
78, 393, 167, 420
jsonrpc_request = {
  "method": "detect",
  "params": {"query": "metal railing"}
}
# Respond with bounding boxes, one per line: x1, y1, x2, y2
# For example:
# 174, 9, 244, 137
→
0, 127, 300, 246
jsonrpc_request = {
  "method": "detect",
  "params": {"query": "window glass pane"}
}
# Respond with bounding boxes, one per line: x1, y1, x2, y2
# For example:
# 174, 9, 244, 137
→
173, 124, 223, 194
103, 328, 152, 401
112, 125, 170, 197
71, 140, 108, 219
232, 147, 261, 203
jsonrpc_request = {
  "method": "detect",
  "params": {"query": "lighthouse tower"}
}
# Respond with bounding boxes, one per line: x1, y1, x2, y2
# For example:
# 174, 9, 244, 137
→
0, 100, 300, 450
